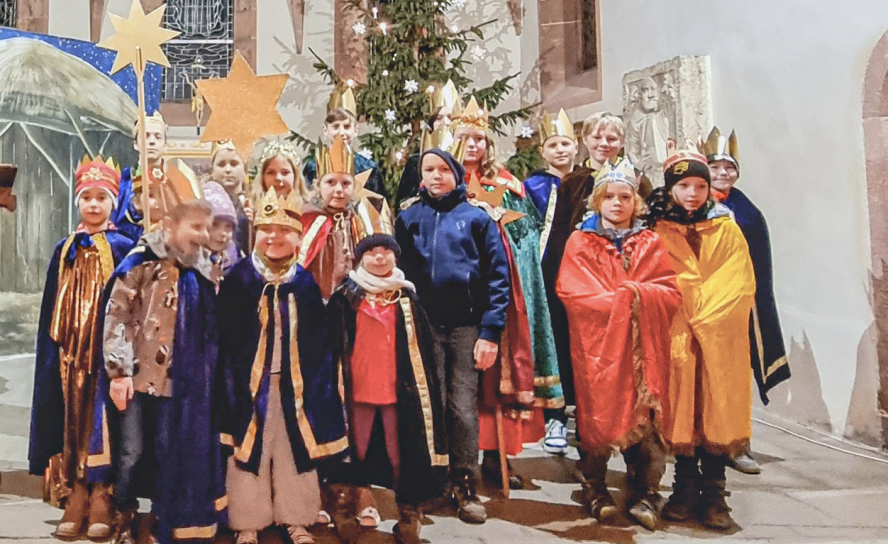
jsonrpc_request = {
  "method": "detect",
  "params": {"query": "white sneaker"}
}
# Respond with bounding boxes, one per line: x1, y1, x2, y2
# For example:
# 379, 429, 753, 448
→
543, 419, 568, 454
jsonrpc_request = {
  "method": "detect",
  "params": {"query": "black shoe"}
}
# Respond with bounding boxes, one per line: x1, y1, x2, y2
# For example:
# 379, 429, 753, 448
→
662, 456, 699, 522
481, 454, 525, 490
700, 480, 736, 531
452, 471, 487, 524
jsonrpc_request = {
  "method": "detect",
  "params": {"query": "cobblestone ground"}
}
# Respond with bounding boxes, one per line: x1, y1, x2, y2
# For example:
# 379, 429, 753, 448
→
3, 354, 888, 544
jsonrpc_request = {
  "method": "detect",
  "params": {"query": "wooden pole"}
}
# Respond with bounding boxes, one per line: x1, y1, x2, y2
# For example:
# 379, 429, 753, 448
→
495, 405, 509, 499
135, 46, 151, 229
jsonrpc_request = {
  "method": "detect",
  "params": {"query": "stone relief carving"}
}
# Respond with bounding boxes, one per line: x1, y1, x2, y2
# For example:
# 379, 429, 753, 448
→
622, 55, 712, 186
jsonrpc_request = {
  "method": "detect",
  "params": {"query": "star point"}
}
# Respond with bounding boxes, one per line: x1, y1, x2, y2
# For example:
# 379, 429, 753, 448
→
196, 51, 291, 161
98, 0, 179, 75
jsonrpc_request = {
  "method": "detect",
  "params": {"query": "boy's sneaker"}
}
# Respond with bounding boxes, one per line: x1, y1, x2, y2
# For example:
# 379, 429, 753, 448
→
543, 419, 569, 455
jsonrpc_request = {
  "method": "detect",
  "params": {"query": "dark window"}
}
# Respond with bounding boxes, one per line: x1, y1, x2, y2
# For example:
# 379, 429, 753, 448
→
161, 0, 234, 102
580, 0, 597, 72
0, 0, 16, 28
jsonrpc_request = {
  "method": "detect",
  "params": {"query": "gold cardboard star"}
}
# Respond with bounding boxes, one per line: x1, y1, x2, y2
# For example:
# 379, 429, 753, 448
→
197, 52, 290, 161
467, 173, 524, 225
98, 0, 179, 75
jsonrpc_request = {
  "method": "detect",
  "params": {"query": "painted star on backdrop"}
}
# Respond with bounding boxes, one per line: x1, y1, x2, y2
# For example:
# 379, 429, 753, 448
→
196, 51, 291, 161
98, 0, 180, 75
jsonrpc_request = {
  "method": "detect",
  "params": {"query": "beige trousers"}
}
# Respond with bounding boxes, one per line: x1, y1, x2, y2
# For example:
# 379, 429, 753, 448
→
227, 375, 321, 530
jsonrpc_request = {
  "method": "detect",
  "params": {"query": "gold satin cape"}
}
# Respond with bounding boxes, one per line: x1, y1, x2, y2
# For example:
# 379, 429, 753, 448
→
655, 216, 755, 457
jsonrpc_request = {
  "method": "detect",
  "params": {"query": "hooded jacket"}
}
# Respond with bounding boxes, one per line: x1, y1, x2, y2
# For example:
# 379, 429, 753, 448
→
395, 149, 510, 341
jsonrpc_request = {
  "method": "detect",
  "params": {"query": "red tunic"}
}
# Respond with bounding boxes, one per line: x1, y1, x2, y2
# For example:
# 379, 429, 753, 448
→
556, 228, 681, 451
350, 299, 398, 405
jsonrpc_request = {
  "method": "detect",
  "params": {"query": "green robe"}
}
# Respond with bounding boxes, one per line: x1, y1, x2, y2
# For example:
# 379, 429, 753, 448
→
484, 172, 563, 409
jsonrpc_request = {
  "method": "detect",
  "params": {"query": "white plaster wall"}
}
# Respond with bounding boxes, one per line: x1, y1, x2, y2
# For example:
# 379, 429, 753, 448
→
580, 0, 888, 436
47, 0, 90, 41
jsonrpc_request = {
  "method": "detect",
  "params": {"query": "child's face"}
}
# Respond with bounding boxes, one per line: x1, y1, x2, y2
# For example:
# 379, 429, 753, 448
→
671, 177, 710, 213
708, 160, 739, 193
453, 128, 488, 165
323, 117, 358, 145
598, 183, 636, 227
540, 136, 578, 170
77, 188, 113, 230
319, 173, 354, 211
213, 148, 246, 195
420, 153, 457, 197
262, 156, 295, 197
165, 210, 211, 259
208, 217, 235, 253
583, 124, 623, 165
361, 246, 396, 277
255, 224, 302, 261
134, 119, 167, 163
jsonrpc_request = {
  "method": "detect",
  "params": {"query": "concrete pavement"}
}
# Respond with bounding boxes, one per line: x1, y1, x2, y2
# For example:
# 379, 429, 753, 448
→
3, 352, 888, 543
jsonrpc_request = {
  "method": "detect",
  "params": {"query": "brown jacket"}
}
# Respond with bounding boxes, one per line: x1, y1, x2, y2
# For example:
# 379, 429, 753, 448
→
103, 230, 210, 397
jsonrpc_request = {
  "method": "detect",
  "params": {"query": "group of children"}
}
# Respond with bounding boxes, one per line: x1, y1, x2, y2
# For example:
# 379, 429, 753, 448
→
28, 82, 789, 544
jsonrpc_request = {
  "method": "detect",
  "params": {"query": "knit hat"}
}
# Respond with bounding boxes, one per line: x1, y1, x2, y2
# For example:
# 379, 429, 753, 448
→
662, 139, 710, 189
355, 233, 401, 261
419, 148, 466, 189
203, 181, 237, 224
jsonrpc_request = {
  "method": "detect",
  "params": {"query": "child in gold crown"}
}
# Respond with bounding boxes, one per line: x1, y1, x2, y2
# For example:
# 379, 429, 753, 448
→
218, 188, 348, 544
29, 156, 135, 541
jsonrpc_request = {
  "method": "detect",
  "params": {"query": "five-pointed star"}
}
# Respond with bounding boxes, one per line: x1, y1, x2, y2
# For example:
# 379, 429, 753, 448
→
197, 52, 291, 161
467, 173, 525, 225
98, 0, 179, 75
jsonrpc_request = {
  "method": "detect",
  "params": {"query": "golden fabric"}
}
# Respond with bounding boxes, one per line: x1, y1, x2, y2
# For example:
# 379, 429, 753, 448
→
655, 216, 755, 457
47, 234, 114, 500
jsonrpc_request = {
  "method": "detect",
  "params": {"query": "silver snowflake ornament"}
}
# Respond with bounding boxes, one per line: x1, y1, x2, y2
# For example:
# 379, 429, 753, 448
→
357, 148, 373, 160
520, 126, 534, 139
384, 109, 397, 122
352, 21, 366, 35
404, 79, 419, 93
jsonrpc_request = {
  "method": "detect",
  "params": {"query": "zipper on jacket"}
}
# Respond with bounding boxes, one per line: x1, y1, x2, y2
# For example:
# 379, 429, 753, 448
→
431, 211, 440, 284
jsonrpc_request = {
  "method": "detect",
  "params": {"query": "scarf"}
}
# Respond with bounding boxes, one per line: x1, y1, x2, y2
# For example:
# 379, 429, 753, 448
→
349, 265, 416, 294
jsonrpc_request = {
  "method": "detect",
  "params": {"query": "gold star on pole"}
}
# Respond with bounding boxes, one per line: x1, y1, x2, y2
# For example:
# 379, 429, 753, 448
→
197, 51, 290, 161
98, 0, 180, 75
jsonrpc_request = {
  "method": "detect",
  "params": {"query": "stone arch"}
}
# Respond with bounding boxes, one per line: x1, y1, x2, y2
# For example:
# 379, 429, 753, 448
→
862, 27, 888, 449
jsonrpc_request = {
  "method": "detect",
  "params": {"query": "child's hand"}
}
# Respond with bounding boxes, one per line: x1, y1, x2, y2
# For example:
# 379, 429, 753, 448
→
110, 377, 134, 411
243, 205, 254, 222
473, 339, 498, 371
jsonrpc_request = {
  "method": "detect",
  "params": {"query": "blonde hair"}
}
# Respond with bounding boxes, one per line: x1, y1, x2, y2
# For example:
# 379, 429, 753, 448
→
587, 181, 646, 218
581, 112, 626, 140
251, 154, 311, 207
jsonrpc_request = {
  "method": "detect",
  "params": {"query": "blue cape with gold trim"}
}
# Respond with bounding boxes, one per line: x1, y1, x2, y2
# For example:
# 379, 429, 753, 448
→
28, 230, 134, 476
723, 188, 791, 403
86, 245, 225, 543
217, 258, 348, 475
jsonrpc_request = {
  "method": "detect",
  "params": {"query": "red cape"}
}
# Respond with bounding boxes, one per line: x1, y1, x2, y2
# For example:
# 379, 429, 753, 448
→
556, 228, 681, 451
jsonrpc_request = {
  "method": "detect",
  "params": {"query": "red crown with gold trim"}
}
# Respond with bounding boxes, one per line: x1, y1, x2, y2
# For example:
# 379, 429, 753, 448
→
75, 155, 121, 198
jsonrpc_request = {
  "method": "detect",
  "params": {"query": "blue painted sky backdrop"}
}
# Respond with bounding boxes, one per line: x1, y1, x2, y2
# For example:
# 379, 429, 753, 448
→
0, 27, 162, 113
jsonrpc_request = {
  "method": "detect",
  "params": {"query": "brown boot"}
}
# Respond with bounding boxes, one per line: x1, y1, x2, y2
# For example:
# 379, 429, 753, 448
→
662, 456, 699, 522
113, 508, 136, 544
57, 481, 89, 540
392, 503, 422, 544
578, 454, 617, 523
87, 484, 114, 541
699, 479, 736, 530
325, 483, 360, 544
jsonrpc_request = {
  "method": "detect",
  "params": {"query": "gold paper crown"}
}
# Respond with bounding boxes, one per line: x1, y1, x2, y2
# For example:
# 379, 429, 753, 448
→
328, 86, 358, 117
594, 157, 638, 189
253, 186, 304, 232
75, 155, 121, 193
140, 159, 203, 222
316, 135, 355, 178
429, 80, 463, 117
259, 140, 301, 168
540, 109, 576, 142
354, 192, 394, 241
698, 127, 739, 167
77, 154, 120, 174
452, 96, 488, 132
420, 126, 455, 154
211, 140, 238, 159
133, 111, 168, 135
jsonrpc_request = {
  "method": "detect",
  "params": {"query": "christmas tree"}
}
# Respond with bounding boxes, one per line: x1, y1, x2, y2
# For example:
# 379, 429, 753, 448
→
290, 0, 536, 198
